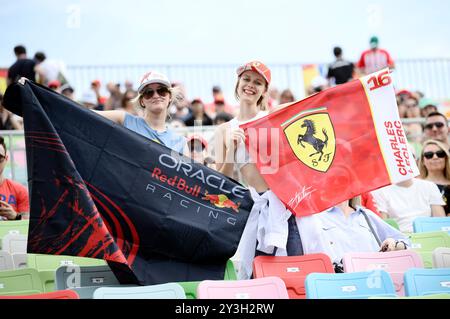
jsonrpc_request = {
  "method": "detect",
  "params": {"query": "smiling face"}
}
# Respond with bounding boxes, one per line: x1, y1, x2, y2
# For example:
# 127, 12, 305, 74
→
140, 83, 171, 116
422, 143, 447, 173
235, 70, 267, 106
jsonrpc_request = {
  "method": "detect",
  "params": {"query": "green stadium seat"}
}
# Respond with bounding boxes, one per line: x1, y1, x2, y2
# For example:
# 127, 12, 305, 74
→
27, 253, 107, 272
409, 231, 450, 268
0, 268, 44, 296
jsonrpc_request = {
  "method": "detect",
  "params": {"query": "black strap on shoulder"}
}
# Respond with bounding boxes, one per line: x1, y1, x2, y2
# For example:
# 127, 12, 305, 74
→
360, 209, 382, 246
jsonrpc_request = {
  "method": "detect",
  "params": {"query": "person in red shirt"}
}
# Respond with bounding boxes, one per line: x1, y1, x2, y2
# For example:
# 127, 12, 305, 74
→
0, 136, 29, 220
357, 36, 395, 75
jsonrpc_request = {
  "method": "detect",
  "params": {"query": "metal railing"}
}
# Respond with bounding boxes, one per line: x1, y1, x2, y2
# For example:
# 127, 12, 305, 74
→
65, 59, 450, 103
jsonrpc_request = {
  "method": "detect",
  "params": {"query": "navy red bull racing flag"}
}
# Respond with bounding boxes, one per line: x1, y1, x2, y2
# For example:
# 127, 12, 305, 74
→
3, 80, 253, 285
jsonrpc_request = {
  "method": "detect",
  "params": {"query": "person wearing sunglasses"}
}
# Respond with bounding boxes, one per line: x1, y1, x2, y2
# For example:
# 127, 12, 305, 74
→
372, 157, 445, 233
0, 136, 29, 220
419, 139, 450, 216
94, 71, 187, 154
424, 112, 449, 148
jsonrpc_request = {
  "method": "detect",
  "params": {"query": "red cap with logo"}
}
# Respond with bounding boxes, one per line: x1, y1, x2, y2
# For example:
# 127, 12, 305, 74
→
236, 61, 271, 85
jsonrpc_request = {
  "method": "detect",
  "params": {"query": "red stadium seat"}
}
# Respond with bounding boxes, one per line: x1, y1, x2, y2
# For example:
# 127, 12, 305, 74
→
0, 290, 80, 299
252, 253, 334, 299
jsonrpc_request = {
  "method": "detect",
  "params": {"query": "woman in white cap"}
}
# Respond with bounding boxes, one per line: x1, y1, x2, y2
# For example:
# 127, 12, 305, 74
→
214, 61, 302, 279
95, 71, 186, 154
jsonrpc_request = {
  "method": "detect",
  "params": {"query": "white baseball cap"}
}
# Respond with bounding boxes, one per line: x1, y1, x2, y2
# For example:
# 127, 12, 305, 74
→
137, 71, 171, 93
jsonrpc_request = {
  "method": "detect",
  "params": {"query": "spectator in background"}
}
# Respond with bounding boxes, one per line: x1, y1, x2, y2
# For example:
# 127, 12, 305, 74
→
184, 98, 213, 126
0, 136, 29, 220
80, 90, 100, 110
357, 36, 395, 75
278, 89, 295, 105
34, 51, 66, 86
187, 135, 209, 165
0, 94, 22, 130
419, 98, 438, 118
105, 82, 123, 110
7, 45, 36, 85
205, 85, 235, 118
371, 178, 445, 233
91, 79, 104, 106
213, 112, 233, 126
61, 84, 75, 101
419, 139, 450, 216
327, 46, 354, 85
424, 112, 449, 148
121, 90, 138, 115
404, 96, 421, 118
169, 82, 191, 122
48, 80, 61, 93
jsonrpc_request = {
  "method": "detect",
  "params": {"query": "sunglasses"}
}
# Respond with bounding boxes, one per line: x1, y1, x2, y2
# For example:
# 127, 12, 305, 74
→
142, 87, 170, 99
424, 122, 445, 130
0, 154, 6, 163
423, 150, 447, 159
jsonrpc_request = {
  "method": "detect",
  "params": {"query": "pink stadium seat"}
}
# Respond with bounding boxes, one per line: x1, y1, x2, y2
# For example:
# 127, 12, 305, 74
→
0, 290, 80, 299
343, 250, 424, 296
197, 277, 289, 299
252, 253, 335, 299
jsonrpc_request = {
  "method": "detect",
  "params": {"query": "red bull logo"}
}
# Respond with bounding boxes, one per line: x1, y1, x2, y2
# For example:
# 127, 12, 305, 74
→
202, 190, 241, 213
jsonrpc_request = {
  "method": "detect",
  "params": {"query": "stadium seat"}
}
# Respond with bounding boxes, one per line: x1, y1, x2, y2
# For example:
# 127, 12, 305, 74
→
433, 247, 450, 268
175, 259, 237, 299
384, 219, 400, 230
0, 268, 44, 296
0, 289, 80, 299
305, 270, 397, 299
224, 259, 237, 280
413, 217, 450, 234
93, 283, 186, 299
177, 281, 199, 299
39, 270, 57, 292
0, 220, 29, 250
27, 253, 107, 272
342, 250, 423, 296
404, 268, 450, 296
409, 231, 450, 268
55, 264, 128, 299
370, 293, 450, 299
197, 277, 289, 299
0, 251, 14, 271
11, 253, 27, 269
252, 253, 334, 299
1, 233, 27, 254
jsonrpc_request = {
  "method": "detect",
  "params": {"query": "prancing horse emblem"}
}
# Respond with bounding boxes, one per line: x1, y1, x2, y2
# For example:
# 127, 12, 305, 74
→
283, 112, 336, 172
297, 119, 328, 161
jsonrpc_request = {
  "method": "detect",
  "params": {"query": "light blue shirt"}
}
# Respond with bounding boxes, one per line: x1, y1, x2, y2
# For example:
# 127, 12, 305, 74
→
297, 206, 410, 263
124, 113, 186, 154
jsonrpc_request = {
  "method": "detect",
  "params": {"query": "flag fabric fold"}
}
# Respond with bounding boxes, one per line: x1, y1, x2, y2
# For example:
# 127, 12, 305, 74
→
240, 69, 419, 217
3, 80, 253, 285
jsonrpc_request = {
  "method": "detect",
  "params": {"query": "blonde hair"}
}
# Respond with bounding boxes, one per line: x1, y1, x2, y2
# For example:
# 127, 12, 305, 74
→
419, 139, 450, 180
234, 76, 268, 111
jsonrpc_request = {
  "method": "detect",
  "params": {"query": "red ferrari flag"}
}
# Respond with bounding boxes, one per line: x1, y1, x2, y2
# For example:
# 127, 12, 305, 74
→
240, 69, 419, 217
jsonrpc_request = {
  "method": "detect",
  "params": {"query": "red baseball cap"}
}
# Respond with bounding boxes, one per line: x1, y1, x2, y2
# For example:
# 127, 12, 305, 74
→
48, 80, 61, 89
187, 135, 208, 149
236, 61, 271, 85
